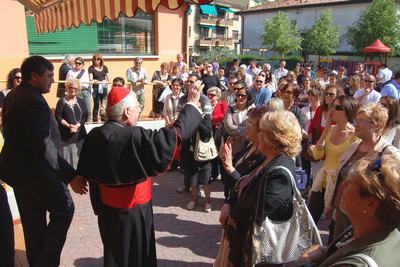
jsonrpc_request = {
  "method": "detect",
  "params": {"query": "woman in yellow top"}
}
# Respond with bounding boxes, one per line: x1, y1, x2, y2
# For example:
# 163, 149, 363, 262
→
308, 95, 360, 228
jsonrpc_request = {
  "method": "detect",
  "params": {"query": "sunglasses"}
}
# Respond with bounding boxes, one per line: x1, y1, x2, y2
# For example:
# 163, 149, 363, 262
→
365, 80, 375, 83
305, 68, 311, 71
14, 76, 22, 80
282, 90, 293, 96
325, 92, 336, 97
367, 156, 384, 181
234, 87, 244, 90
208, 94, 217, 97
68, 87, 78, 90
236, 94, 247, 98
75, 62, 83, 65
334, 105, 344, 111
187, 80, 195, 84
95, 58, 102, 61
255, 80, 264, 83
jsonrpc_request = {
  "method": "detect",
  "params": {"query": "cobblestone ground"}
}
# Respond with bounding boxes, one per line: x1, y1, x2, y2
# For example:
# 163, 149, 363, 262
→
59, 170, 329, 267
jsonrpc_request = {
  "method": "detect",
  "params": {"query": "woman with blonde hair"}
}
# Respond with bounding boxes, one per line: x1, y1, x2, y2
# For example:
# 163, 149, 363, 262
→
299, 155, 400, 267
55, 79, 88, 168
330, 103, 400, 239
220, 110, 302, 266
345, 75, 360, 96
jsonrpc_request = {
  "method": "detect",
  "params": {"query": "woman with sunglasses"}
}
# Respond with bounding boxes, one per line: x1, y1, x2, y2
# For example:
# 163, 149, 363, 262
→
223, 82, 255, 155
278, 83, 306, 131
354, 75, 381, 106
380, 96, 400, 148
55, 79, 88, 169
329, 103, 400, 240
308, 95, 359, 232
298, 155, 400, 267
0, 68, 21, 109
344, 75, 360, 96
89, 53, 109, 122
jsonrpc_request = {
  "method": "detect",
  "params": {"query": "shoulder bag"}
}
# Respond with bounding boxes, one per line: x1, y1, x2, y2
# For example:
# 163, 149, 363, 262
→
194, 132, 218, 162
251, 166, 322, 265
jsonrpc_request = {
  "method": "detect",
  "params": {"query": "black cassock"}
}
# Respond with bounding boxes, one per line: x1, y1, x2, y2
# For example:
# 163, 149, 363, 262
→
77, 104, 202, 267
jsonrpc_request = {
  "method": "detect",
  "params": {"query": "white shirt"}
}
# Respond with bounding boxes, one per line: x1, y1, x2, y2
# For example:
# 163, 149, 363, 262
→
66, 69, 90, 89
353, 88, 381, 106
376, 67, 393, 84
301, 105, 317, 132
273, 68, 288, 81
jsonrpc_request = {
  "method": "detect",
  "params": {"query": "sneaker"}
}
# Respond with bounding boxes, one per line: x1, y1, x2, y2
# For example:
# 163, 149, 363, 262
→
177, 185, 188, 193
197, 187, 204, 197
204, 203, 212, 213
186, 201, 196, 210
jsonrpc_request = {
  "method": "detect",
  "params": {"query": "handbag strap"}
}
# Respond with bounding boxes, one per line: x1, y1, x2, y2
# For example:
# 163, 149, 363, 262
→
348, 254, 378, 267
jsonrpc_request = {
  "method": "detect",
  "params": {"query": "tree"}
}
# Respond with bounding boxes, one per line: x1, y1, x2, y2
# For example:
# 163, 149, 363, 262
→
346, 0, 400, 56
261, 11, 302, 57
302, 9, 339, 58
197, 47, 237, 65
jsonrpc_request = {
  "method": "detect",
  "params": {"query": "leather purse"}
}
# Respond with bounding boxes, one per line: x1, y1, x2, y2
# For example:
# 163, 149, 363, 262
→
251, 166, 322, 265
194, 132, 218, 162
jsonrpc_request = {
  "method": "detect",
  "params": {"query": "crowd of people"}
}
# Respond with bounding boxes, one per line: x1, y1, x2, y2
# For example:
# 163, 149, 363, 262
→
0, 54, 400, 267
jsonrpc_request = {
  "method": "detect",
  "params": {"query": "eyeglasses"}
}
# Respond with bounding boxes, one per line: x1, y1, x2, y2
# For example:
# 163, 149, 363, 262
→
367, 156, 384, 181
325, 92, 336, 97
236, 94, 247, 98
255, 80, 264, 83
208, 93, 217, 97
365, 80, 375, 83
14, 76, 22, 80
75, 62, 83, 65
334, 105, 344, 111
187, 80, 195, 84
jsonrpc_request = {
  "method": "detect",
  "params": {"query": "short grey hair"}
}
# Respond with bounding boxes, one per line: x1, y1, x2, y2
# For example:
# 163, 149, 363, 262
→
64, 54, 75, 64
207, 87, 222, 99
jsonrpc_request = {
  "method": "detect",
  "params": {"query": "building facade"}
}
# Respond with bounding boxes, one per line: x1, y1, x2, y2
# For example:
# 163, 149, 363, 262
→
240, 0, 378, 56
187, 1, 244, 56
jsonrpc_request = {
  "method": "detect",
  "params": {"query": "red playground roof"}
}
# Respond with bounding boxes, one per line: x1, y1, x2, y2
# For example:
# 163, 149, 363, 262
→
363, 39, 391, 53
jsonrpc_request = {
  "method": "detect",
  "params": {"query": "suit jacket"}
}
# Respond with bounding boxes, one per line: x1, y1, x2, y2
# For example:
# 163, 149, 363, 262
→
0, 82, 76, 192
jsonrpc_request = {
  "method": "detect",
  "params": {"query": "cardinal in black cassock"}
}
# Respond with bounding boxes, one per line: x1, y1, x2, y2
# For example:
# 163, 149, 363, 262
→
76, 86, 203, 267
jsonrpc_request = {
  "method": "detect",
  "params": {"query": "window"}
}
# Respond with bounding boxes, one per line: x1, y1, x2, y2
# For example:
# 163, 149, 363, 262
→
233, 13, 240, 20
233, 30, 239, 40
189, 26, 192, 38
98, 12, 154, 55
26, 12, 155, 56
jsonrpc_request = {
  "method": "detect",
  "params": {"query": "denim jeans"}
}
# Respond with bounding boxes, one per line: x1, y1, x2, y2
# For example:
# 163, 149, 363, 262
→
80, 90, 92, 122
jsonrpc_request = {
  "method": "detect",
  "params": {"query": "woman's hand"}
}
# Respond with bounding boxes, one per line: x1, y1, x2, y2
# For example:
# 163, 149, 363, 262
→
297, 245, 326, 264
220, 137, 234, 173
219, 203, 231, 227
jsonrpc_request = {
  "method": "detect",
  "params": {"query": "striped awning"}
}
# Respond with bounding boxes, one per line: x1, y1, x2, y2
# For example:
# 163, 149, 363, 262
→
17, 0, 213, 33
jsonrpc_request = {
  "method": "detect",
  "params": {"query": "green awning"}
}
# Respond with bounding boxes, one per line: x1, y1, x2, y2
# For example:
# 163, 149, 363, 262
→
199, 4, 218, 16
201, 25, 216, 30
217, 6, 235, 13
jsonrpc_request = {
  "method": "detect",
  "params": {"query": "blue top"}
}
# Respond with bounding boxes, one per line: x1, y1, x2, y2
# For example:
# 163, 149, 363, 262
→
381, 81, 400, 99
250, 87, 272, 107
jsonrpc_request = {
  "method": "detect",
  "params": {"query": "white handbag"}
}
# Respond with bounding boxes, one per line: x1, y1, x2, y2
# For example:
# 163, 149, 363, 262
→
194, 132, 218, 162
251, 166, 322, 265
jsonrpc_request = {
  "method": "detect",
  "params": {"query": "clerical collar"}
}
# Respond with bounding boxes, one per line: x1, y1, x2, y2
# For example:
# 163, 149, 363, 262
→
108, 121, 125, 128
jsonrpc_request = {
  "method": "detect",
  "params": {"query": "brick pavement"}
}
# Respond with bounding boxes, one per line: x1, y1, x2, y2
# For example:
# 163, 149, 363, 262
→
60, 170, 226, 267
16, 169, 329, 267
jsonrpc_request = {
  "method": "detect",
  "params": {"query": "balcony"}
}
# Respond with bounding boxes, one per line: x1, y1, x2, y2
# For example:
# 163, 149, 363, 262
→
197, 16, 218, 25
217, 18, 234, 27
195, 37, 233, 47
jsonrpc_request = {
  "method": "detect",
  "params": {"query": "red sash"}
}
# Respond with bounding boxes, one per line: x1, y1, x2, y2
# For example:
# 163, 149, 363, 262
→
98, 178, 152, 209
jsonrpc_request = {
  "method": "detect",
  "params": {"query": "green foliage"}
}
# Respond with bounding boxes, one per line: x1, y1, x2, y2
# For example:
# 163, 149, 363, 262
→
197, 48, 237, 65
261, 11, 302, 57
302, 10, 339, 57
346, 0, 400, 56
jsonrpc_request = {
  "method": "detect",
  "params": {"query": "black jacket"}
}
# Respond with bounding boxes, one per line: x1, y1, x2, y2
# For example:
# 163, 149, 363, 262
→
0, 82, 76, 191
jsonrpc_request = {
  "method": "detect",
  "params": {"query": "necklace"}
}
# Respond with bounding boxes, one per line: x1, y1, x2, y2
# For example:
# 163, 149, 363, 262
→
64, 98, 82, 124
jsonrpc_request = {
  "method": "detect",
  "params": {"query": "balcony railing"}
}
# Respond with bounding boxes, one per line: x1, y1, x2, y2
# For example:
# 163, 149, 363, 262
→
217, 19, 234, 27
195, 37, 233, 47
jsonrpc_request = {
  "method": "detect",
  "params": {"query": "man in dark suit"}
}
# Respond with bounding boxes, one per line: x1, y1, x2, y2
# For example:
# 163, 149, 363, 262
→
0, 56, 82, 267
56, 54, 75, 98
